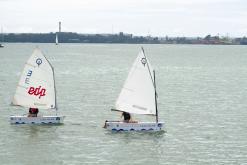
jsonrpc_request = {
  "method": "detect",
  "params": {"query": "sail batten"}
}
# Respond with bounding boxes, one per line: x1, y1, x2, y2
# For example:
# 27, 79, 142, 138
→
115, 49, 156, 115
12, 48, 56, 110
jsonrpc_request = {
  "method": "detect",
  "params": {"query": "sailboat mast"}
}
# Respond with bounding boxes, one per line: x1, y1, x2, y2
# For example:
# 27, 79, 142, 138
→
53, 66, 58, 115
153, 70, 158, 123
142, 47, 158, 122
43, 52, 58, 114
141, 47, 155, 85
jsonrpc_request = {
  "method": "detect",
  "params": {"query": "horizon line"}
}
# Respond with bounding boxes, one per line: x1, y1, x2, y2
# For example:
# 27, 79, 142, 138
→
1, 31, 246, 38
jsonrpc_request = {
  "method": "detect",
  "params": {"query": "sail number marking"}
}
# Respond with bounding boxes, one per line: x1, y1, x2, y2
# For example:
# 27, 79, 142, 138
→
28, 86, 46, 99
25, 70, 33, 84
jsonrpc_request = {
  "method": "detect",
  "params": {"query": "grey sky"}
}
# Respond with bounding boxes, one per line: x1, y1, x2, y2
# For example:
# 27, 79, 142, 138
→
0, 0, 247, 37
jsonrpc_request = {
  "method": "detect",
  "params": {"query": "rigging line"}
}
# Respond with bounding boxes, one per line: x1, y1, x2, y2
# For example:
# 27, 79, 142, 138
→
141, 47, 159, 121
40, 49, 58, 112
141, 47, 155, 88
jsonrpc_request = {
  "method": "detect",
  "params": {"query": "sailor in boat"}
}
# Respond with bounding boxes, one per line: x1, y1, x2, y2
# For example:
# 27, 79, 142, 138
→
122, 112, 131, 122
103, 112, 135, 128
121, 112, 138, 123
28, 108, 39, 117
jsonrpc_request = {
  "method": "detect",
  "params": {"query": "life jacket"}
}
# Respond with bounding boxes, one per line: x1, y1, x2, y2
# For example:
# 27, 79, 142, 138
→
29, 108, 39, 114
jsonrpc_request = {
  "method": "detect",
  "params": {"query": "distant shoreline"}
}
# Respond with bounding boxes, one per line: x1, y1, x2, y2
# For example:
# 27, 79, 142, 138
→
1, 32, 247, 45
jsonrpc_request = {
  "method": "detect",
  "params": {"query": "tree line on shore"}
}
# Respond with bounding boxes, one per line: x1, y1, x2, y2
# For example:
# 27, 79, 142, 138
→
1, 32, 247, 45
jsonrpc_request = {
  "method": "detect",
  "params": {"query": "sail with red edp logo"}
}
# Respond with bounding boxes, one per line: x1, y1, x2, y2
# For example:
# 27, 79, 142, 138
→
12, 48, 56, 109
28, 86, 46, 99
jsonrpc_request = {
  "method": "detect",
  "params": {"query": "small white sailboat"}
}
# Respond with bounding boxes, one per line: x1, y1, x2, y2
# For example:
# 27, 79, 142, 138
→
55, 33, 58, 45
10, 48, 65, 124
0, 27, 4, 48
104, 48, 164, 131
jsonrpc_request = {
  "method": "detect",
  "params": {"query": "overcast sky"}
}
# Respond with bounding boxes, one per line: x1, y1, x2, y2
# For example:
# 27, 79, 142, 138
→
0, 0, 247, 37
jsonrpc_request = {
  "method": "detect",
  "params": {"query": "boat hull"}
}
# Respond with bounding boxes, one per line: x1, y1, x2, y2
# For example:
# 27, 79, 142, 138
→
104, 121, 164, 131
10, 116, 65, 124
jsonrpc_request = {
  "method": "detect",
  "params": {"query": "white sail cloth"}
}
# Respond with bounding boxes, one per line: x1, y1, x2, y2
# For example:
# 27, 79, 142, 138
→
12, 48, 56, 109
115, 49, 156, 115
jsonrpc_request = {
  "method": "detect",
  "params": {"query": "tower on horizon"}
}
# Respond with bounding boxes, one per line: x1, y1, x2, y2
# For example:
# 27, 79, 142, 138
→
59, 22, 61, 33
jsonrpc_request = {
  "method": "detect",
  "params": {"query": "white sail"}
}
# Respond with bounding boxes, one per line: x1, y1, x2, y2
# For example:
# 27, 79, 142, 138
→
115, 49, 156, 115
12, 48, 56, 110
55, 33, 58, 45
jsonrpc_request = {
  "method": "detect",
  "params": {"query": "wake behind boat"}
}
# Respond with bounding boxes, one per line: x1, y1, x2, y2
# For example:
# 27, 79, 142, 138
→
10, 48, 65, 124
104, 48, 164, 131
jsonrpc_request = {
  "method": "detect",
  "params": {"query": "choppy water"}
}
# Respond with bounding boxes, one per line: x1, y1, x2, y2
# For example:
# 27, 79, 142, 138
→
0, 43, 247, 165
